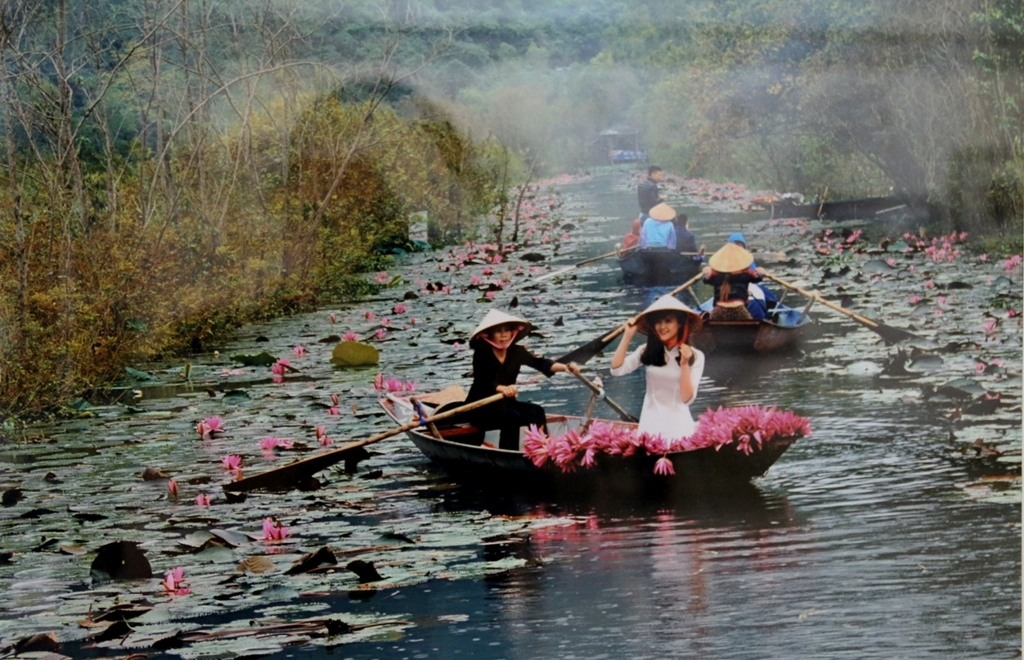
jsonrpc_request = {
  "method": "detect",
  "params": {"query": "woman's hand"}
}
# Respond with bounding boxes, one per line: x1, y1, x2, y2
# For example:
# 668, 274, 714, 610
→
678, 344, 694, 364
565, 361, 581, 375
622, 319, 638, 340
496, 384, 517, 398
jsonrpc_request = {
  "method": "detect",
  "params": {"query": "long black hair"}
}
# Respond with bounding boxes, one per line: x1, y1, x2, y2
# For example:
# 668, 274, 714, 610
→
639, 311, 697, 367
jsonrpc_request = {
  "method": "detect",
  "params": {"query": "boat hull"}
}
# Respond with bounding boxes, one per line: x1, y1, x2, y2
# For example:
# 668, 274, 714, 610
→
692, 305, 810, 354
619, 248, 702, 287
381, 399, 796, 497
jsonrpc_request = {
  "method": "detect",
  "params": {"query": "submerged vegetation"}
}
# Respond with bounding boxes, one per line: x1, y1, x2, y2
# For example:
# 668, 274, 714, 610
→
0, 0, 1021, 417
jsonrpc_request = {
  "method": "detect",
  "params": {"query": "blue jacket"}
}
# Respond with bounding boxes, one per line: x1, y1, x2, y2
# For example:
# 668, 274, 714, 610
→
640, 218, 676, 249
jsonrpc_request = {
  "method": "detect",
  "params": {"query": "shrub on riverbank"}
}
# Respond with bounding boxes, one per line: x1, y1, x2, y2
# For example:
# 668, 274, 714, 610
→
0, 94, 503, 422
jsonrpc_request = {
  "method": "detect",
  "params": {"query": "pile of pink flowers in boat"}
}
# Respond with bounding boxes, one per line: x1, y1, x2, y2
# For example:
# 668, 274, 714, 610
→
523, 405, 811, 475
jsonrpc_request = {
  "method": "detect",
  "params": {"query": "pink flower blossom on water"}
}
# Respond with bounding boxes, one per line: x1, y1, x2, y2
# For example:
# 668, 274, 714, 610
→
1008, 309, 1019, 318
979, 254, 988, 262
925, 280, 935, 289
195, 493, 210, 506
385, 378, 404, 392
984, 319, 998, 333
1002, 254, 1022, 272
886, 257, 896, 267
936, 296, 947, 306
292, 345, 306, 357
485, 291, 496, 300
329, 313, 337, 323
374, 271, 390, 284
328, 407, 340, 416
222, 455, 242, 471
375, 328, 387, 340
319, 434, 332, 446
470, 275, 482, 286
374, 373, 385, 390
364, 310, 376, 320
343, 331, 359, 341
909, 295, 921, 305
163, 567, 189, 596
271, 358, 290, 375
331, 393, 340, 406
393, 303, 406, 314
167, 479, 178, 500
260, 437, 293, 451
653, 456, 675, 476
221, 368, 244, 376
263, 517, 290, 541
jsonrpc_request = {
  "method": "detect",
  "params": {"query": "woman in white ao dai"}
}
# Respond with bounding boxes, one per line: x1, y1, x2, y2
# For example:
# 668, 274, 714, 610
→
609, 295, 704, 443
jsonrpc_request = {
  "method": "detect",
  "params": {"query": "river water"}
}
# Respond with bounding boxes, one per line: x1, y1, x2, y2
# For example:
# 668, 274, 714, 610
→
0, 171, 1019, 659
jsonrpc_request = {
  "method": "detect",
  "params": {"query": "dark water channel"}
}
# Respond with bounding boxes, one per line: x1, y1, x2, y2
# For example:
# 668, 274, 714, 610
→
0, 172, 1019, 659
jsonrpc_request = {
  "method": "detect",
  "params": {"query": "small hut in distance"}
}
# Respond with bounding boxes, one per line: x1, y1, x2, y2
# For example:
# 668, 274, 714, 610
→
595, 125, 647, 165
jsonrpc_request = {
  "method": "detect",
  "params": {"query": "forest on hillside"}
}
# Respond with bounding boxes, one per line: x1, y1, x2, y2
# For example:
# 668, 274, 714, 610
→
0, 0, 1021, 416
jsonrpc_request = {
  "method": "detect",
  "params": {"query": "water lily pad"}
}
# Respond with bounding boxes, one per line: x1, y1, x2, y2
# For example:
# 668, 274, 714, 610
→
231, 351, 279, 367
330, 341, 379, 367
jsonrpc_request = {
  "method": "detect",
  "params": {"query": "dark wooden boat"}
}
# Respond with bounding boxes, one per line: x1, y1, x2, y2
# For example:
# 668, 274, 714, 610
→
379, 395, 797, 496
750, 195, 925, 221
692, 298, 812, 354
619, 247, 703, 287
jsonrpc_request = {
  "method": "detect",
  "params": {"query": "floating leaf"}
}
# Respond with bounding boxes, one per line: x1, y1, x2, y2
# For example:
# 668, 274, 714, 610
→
90, 541, 153, 580
330, 341, 379, 367
231, 351, 279, 367
237, 555, 276, 574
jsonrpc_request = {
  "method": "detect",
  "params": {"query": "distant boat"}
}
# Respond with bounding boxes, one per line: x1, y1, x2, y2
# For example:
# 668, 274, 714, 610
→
747, 195, 926, 221
618, 248, 703, 287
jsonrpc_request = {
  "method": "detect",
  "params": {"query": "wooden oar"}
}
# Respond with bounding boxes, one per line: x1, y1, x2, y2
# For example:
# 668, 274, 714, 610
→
223, 393, 506, 492
763, 272, 919, 344
534, 247, 634, 283
556, 271, 706, 365
572, 372, 638, 423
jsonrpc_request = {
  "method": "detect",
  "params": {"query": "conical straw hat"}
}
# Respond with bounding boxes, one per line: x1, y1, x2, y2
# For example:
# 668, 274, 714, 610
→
708, 242, 755, 273
635, 295, 702, 336
648, 203, 676, 221
470, 309, 534, 342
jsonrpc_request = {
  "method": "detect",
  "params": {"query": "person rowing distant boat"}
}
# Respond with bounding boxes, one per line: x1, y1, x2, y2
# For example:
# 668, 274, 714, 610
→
702, 243, 767, 321
728, 231, 778, 315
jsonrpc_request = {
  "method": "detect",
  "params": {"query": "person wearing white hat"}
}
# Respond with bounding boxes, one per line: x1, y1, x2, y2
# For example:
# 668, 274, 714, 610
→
460, 309, 580, 450
609, 295, 705, 442
701, 242, 767, 321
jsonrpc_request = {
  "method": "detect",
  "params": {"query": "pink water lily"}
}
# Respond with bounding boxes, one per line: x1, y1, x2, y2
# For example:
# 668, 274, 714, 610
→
260, 437, 293, 451
329, 313, 337, 323
393, 303, 406, 314
271, 358, 290, 375
292, 345, 306, 357
315, 425, 326, 440
343, 331, 359, 341
162, 567, 189, 596
909, 294, 921, 304
195, 493, 210, 506
319, 434, 332, 447
331, 393, 340, 406
328, 406, 340, 415
167, 479, 178, 500
364, 310, 376, 320
653, 456, 675, 476
263, 517, 290, 541
374, 373, 385, 390
197, 416, 224, 438
375, 328, 387, 340
221, 454, 242, 471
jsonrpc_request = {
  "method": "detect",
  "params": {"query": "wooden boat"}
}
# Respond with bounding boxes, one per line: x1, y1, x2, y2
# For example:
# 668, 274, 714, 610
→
619, 247, 703, 287
379, 394, 798, 496
692, 297, 812, 354
748, 194, 925, 221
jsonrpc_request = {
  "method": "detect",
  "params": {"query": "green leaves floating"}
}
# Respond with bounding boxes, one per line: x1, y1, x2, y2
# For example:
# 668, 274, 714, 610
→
230, 351, 279, 367
330, 341, 379, 367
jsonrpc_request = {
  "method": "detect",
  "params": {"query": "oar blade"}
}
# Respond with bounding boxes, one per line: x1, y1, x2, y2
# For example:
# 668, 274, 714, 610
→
224, 448, 364, 493
556, 331, 617, 365
872, 322, 920, 345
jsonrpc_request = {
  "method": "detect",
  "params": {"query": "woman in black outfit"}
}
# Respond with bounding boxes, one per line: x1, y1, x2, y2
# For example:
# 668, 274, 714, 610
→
461, 309, 579, 450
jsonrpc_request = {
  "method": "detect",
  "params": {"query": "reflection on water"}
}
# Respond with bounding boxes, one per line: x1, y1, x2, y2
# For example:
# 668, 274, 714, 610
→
1, 172, 1019, 660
